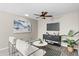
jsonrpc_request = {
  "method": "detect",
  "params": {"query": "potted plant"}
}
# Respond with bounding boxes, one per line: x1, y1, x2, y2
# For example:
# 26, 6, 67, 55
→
63, 30, 79, 52
39, 38, 43, 44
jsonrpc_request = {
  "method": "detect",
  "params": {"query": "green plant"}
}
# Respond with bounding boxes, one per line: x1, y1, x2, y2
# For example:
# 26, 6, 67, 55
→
63, 30, 79, 47
39, 38, 43, 43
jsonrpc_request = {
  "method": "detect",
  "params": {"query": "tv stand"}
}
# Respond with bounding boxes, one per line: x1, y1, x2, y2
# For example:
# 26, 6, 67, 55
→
43, 34, 61, 46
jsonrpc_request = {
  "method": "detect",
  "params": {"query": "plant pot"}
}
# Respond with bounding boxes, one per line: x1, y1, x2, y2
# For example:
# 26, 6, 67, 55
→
67, 47, 74, 52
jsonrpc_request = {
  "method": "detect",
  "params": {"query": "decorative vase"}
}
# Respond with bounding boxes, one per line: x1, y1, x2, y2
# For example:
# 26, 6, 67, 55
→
67, 47, 74, 52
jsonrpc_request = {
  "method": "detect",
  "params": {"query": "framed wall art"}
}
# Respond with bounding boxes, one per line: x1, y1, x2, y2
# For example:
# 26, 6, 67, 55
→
13, 17, 31, 33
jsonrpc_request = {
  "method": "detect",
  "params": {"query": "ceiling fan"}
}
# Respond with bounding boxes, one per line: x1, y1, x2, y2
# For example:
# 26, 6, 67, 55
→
34, 11, 53, 19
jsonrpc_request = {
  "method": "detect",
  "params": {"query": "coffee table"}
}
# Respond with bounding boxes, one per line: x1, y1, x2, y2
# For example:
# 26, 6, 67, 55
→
33, 41, 48, 47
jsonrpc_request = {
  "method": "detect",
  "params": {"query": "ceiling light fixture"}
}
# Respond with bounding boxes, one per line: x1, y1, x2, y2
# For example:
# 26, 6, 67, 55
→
25, 14, 29, 16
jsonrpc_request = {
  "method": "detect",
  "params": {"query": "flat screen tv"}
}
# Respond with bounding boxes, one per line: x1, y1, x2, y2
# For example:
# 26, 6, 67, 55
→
47, 23, 59, 31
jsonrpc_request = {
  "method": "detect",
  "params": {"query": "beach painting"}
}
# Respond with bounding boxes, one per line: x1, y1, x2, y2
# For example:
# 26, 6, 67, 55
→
13, 18, 31, 33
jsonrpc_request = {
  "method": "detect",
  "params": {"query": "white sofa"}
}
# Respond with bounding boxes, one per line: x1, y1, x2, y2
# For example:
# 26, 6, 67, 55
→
15, 39, 46, 56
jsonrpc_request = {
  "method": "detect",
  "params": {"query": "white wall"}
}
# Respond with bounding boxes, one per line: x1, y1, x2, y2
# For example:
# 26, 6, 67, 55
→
38, 11, 79, 46
0, 11, 38, 49
59, 12, 79, 35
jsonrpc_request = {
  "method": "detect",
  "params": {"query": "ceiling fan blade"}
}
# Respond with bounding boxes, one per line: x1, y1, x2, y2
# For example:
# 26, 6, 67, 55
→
41, 12, 48, 16
41, 12, 44, 15
44, 12, 48, 15
45, 15, 53, 17
34, 14, 40, 16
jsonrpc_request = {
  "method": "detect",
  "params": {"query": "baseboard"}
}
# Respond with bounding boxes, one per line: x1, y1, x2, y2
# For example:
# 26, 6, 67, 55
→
0, 47, 8, 51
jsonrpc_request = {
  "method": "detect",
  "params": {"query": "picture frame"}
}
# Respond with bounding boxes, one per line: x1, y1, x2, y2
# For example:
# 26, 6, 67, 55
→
13, 17, 31, 33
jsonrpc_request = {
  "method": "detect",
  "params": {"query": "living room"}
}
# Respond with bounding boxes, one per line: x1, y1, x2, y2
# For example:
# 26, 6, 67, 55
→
0, 3, 79, 56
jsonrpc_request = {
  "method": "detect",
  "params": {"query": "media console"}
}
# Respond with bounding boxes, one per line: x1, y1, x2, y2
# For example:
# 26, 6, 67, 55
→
43, 34, 61, 46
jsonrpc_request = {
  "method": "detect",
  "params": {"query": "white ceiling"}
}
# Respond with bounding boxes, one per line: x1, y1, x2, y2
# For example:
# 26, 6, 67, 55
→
0, 3, 79, 19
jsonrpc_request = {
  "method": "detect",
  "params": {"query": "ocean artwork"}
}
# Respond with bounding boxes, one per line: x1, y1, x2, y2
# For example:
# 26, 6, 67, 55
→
13, 18, 31, 33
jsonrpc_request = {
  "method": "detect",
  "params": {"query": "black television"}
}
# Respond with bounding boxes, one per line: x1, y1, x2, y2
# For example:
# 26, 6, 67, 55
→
47, 23, 59, 31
